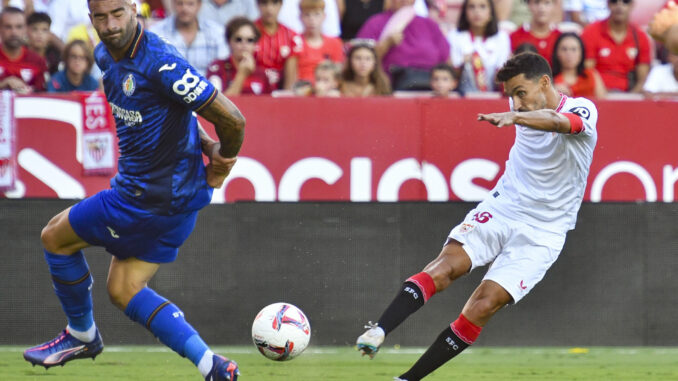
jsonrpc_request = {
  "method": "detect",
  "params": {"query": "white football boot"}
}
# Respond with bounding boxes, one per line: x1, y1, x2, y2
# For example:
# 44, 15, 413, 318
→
356, 321, 385, 359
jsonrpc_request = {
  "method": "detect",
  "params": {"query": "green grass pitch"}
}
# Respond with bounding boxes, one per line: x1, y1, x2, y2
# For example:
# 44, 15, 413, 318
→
3, 346, 678, 380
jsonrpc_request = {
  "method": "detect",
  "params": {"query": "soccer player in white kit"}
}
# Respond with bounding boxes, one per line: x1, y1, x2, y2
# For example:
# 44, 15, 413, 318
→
356, 52, 598, 381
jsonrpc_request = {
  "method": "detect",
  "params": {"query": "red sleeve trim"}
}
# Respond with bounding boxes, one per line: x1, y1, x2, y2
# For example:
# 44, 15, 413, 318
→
563, 113, 584, 134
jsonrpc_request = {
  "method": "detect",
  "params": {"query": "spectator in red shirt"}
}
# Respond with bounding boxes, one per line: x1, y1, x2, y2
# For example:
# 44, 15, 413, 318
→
254, 0, 302, 89
292, 0, 345, 84
0, 7, 47, 93
510, 0, 561, 65
207, 17, 273, 95
552, 32, 607, 98
581, 0, 651, 93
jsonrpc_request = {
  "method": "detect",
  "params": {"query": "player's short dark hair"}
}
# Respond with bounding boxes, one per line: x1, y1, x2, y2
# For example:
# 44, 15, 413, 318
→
27, 12, 51, 27
431, 63, 457, 80
496, 52, 552, 83
457, 0, 498, 38
225, 16, 261, 43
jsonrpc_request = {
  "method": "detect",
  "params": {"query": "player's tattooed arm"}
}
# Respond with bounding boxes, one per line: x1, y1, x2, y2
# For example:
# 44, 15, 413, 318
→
198, 92, 245, 158
478, 110, 571, 133
198, 93, 245, 188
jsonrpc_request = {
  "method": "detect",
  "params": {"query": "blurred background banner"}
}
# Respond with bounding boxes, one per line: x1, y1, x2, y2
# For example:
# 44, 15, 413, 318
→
0, 91, 15, 191
2, 94, 677, 203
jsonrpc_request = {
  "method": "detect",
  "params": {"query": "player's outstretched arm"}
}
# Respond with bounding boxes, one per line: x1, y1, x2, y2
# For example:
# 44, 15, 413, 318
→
197, 93, 246, 187
478, 110, 571, 133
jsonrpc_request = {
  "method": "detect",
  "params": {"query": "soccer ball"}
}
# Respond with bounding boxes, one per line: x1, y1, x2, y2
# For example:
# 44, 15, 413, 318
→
251, 302, 311, 361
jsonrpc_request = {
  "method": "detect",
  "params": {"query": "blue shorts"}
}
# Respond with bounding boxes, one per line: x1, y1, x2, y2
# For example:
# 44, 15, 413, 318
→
69, 189, 199, 263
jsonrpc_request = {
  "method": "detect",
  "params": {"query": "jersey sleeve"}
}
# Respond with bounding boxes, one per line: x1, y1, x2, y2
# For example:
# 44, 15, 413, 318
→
563, 98, 597, 138
151, 54, 218, 113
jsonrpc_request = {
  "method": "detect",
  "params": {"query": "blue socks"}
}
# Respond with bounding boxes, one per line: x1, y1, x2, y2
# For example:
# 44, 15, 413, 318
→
125, 287, 209, 365
44, 250, 94, 332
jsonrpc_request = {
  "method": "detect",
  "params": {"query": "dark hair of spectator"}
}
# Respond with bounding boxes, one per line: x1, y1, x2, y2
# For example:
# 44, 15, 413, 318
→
457, 0, 498, 38
342, 40, 391, 95
431, 63, 458, 80
1, 6, 24, 20
514, 42, 538, 55
496, 52, 552, 83
225, 16, 261, 43
551, 32, 587, 79
63, 39, 95, 73
27, 12, 51, 27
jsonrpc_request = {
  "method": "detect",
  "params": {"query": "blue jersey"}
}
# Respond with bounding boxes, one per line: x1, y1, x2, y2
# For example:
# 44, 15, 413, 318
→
95, 24, 218, 215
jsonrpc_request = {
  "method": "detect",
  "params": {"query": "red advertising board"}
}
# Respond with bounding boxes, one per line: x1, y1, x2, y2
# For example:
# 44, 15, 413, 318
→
4, 94, 677, 203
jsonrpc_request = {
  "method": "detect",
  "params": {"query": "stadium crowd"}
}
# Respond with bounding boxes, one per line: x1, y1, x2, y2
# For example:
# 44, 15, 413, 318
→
0, 0, 676, 98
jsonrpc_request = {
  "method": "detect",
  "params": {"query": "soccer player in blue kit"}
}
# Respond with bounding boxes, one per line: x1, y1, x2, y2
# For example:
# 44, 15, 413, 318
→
23, 1, 244, 380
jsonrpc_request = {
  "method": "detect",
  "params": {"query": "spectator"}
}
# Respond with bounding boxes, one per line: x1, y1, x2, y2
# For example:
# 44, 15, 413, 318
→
313, 59, 341, 96
643, 50, 678, 95
510, 0, 561, 65
340, 39, 391, 96
279, 0, 341, 37
430, 62, 460, 97
338, 0, 384, 41
581, 0, 651, 93
26, 12, 60, 75
207, 16, 273, 95
0, 7, 47, 93
357, 0, 450, 91
47, 39, 98, 92
150, 0, 228, 75
552, 32, 607, 97
293, 0, 345, 84
45, 0, 90, 42
254, 0, 301, 90
449, 0, 511, 93
563, 0, 610, 27
198, 0, 259, 27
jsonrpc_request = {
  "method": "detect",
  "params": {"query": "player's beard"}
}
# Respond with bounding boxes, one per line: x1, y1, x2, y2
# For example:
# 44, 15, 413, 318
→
100, 16, 137, 51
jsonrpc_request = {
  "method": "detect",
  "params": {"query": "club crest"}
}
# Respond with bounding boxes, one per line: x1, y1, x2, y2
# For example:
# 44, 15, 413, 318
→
458, 223, 475, 234
122, 73, 136, 96
87, 138, 106, 162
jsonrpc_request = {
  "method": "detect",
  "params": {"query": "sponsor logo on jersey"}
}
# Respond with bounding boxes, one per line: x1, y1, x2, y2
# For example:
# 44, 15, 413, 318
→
109, 102, 143, 127
122, 73, 136, 96
159, 63, 176, 72
172, 68, 207, 103
20, 68, 34, 83
569, 106, 590, 120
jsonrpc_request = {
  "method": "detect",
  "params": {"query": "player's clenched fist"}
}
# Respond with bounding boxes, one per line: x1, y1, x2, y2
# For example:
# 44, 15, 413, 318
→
205, 142, 237, 188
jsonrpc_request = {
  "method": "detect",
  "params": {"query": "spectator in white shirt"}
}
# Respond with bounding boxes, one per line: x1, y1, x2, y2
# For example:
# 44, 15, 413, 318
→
563, 0, 610, 27
151, 0, 229, 75
198, 0, 260, 27
643, 51, 678, 95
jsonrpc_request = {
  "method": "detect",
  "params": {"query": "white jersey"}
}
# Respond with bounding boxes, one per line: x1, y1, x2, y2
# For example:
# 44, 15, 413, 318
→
485, 95, 598, 233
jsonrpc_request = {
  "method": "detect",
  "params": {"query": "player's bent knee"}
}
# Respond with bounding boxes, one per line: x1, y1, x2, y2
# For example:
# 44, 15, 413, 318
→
40, 222, 61, 253
107, 278, 146, 311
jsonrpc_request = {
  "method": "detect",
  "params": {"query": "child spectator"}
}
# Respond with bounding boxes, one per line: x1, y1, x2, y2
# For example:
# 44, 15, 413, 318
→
313, 59, 341, 96
293, 0, 345, 84
510, 0, 561, 65
207, 16, 273, 95
254, 0, 302, 89
551, 32, 607, 98
340, 39, 391, 96
0, 7, 47, 93
26, 12, 61, 75
47, 39, 99, 92
581, 0, 651, 92
430, 63, 460, 97
449, 0, 511, 93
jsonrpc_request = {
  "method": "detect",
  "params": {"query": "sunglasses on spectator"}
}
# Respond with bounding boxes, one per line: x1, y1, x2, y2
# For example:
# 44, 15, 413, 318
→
234, 37, 256, 43
609, 0, 631, 4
